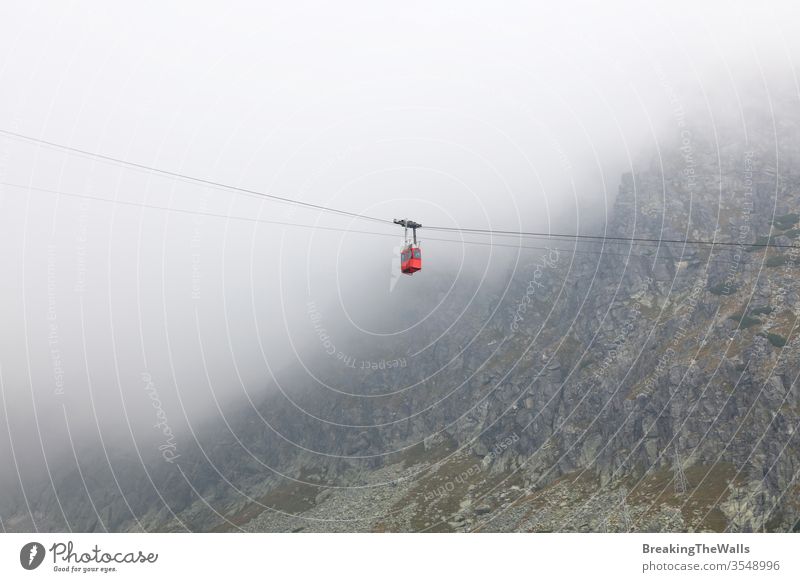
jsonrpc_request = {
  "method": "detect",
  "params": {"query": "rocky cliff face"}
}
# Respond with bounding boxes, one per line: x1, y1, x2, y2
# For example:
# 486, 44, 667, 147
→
5, 115, 800, 533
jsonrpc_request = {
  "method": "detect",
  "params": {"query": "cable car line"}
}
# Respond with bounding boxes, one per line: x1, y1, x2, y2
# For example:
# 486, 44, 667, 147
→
1, 129, 796, 254
425, 225, 799, 250
426, 229, 786, 252
0, 128, 389, 226
3, 179, 735, 263
0, 179, 395, 237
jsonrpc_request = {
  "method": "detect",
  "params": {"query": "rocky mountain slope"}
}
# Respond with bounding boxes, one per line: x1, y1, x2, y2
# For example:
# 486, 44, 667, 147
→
4, 113, 800, 533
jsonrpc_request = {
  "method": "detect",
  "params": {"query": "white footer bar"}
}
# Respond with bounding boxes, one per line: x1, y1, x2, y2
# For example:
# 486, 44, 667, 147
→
1, 533, 797, 581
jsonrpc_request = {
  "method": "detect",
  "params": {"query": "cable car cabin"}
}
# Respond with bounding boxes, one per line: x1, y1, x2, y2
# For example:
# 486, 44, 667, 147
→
400, 245, 422, 274
394, 218, 422, 275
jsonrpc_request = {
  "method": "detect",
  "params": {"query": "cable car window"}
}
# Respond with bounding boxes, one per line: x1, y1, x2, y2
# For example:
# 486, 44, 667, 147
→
413, 249, 421, 258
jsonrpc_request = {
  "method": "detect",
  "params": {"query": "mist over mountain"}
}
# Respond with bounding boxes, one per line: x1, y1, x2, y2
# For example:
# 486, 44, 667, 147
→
1, 1, 800, 533
3, 92, 800, 532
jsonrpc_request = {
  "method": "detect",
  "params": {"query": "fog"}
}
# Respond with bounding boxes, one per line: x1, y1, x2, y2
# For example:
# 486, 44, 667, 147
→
1, 0, 799, 493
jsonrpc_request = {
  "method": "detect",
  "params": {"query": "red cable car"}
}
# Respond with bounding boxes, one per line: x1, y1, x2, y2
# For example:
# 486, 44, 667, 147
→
400, 244, 422, 274
394, 218, 422, 275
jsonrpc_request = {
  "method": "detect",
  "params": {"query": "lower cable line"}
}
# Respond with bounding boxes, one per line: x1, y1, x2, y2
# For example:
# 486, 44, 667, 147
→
0, 180, 768, 264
